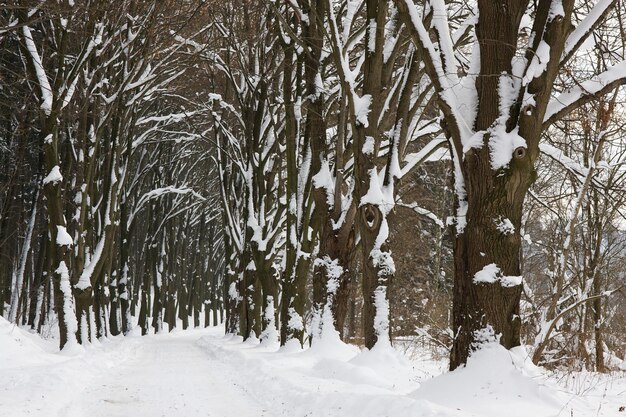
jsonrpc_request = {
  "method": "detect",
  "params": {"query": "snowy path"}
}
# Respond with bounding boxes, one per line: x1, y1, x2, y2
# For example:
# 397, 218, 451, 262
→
60, 331, 267, 417
2, 320, 625, 417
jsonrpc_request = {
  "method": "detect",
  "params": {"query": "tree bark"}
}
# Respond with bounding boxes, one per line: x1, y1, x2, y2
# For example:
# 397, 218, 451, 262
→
449, 0, 532, 370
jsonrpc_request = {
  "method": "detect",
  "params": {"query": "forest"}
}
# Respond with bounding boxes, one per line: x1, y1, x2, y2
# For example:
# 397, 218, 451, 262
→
1, 1, 626, 416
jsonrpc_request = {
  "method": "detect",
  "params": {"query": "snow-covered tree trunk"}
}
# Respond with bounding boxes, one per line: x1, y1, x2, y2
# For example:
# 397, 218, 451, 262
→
280, 38, 305, 345
20, 21, 79, 349
299, 0, 354, 343
346, 0, 395, 349
446, 0, 555, 370
397, 0, 626, 369
323, 0, 436, 348
8, 191, 38, 323
217, 137, 242, 335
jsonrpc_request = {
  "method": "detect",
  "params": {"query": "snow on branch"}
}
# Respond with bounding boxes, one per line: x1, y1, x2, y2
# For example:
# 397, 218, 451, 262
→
61, 23, 103, 111
543, 60, 626, 126
22, 25, 53, 115
325, 0, 371, 128
393, 0, 469, 141
399, 0, 453, 87
136, 111, 199, 126
312, 158, 335, 211
399, 137, 448, 178
428, 0, 457, 77
561, 0, 616, 65
396, 201, 445, 228
128, 186, 205, 227
539, 143, 589, 178
534, 285, 625, 353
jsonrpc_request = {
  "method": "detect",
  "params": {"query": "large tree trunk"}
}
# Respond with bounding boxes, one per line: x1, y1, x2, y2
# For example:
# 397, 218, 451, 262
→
280, 40, 299, 345
151, 249, 164, 334
94, 275, 108, 339
223, 242, 239, 334
280, 39, 310, 346
356, 0, 393, 350
394, 0, 581, 368
238, 240, 257, 339
211, 270, 220, 327
256, 257, 277, 340
358, 202, 394, 349
41, 124, 78, 349
138, 277, 150, 336
28, 231, 47, 329
309, 85, 356, 342
449, 0, 533, 370
449, 153, 532, 369
74, 289, 93, 344
312, 216, 355, 340
117, 196, 131, 335
280, 247, 309, 345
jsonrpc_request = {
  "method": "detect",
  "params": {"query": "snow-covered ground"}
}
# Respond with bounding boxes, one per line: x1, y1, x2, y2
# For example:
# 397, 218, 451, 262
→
1, 316, 624, 417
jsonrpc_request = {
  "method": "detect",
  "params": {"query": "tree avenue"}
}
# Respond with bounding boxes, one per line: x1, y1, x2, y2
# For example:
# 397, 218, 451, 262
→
1, 0, 625, 375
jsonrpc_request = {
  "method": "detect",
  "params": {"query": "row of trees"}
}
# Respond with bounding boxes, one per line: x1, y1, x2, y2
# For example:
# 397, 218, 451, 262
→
0, 1, 223, 348
209, 0, 626, 371
2, 0, 625, 372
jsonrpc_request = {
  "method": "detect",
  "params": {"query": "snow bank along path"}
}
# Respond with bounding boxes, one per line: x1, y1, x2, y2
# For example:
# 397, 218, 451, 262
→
1, 318, 624, 417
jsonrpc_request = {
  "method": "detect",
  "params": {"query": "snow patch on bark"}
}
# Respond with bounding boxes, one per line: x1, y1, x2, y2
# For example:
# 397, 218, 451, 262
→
494, 217, 515, 235
56, 226, 73, 246
311, 256, 343, 344
362, 136, 375, 155
368, 19, 377, 52
56, 261, 78, 348
471, 325, 499, 351
473, 263, 522, 287
373, 285, 390, 348
523, 41, 550, 85
43, 166, 63, 185
260, 297, 279, 346
312, 158, 335, 210
488, 74, 527, 170
354, 94, 372, 127
287, 307, 304, 332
